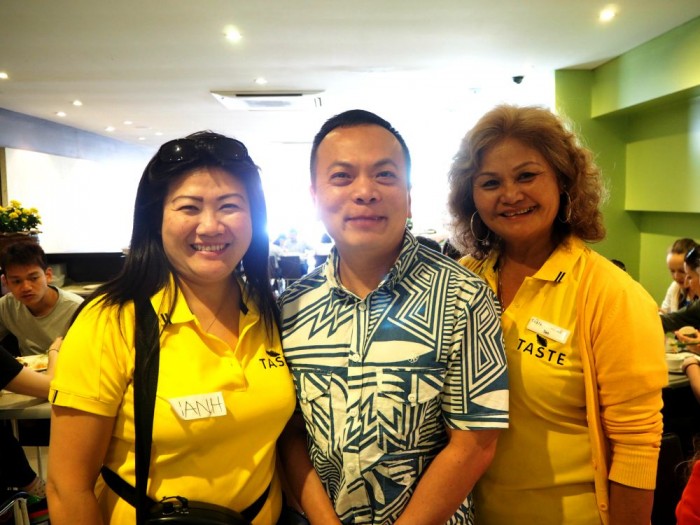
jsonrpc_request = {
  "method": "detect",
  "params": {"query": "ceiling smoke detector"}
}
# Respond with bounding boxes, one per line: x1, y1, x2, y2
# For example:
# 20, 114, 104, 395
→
211, 90, 323, 111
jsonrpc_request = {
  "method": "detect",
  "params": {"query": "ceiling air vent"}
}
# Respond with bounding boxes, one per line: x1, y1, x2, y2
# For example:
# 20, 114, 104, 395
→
211, 90, 323, 111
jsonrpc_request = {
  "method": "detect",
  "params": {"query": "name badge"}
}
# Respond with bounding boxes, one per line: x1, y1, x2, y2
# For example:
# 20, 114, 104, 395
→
168, 392, 227, 421
527, 317, 570, 344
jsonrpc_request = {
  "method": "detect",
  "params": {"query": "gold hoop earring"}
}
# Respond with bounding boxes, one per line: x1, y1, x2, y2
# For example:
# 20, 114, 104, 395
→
470, 212, 490, 243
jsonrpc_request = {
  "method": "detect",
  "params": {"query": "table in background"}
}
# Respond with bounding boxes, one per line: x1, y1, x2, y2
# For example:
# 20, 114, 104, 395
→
0, 392, 51, 478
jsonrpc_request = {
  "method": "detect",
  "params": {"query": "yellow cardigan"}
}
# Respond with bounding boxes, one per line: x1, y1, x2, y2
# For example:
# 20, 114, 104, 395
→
463, 237, 667, 524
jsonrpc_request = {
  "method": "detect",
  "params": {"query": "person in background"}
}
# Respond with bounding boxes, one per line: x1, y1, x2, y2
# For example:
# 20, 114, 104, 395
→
279, 109, 508, 524
0, 340, 60, 498
662, 246, 700, 333
442, 239, 462, 260
661, 238, 698, 313
448, 104, 667, 525
283, 229, 314, 275
609, 259, 626, 272
46, 131, 295, 524
415, 235, 441, 252
0, 242, 83, 356
677, 448, 700, 523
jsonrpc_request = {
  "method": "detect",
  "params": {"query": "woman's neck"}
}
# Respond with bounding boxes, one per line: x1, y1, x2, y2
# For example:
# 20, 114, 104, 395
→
497, 238, 557, 309
179, 277, 241, 342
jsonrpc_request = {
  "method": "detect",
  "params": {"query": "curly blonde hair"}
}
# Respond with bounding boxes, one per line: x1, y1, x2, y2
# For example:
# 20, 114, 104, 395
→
447, 104, 607, 259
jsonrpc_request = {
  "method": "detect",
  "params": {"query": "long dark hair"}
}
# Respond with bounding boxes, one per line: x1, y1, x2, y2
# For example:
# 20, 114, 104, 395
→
80, 131, 278, 335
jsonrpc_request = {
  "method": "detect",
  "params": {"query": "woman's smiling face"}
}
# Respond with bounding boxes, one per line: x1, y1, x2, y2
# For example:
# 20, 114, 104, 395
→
472, 138, 561, 249
161, 166, 252, 289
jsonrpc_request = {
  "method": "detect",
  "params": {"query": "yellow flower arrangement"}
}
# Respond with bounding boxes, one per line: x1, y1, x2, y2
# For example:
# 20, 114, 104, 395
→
0, 200, 42, 233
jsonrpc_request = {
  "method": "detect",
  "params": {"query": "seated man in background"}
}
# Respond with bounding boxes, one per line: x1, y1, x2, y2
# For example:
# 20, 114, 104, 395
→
0, 242, 83, 356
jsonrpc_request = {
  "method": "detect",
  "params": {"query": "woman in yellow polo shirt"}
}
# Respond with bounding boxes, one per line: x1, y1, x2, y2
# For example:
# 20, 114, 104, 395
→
447, 105, 667, 525
46, 132, 296, 524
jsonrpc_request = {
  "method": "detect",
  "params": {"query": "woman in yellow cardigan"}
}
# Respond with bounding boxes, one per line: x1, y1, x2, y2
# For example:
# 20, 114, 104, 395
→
447, 104, 667, 525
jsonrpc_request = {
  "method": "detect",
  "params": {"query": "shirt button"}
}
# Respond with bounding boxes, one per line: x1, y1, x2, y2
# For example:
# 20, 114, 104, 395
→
358, 303, 367, 311
350, 354, 360, 362
348, 408, 358, 417
347, 464, 356, 473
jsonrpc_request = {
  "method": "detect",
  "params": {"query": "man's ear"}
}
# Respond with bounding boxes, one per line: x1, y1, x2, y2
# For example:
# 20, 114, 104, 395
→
45, 266, 53, 283
0, 275, 6, 287
310, 184, 320, 219
407, 192, 412, 219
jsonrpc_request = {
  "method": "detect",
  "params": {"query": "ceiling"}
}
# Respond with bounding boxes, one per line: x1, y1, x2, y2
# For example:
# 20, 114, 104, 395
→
2, 1, 700, 155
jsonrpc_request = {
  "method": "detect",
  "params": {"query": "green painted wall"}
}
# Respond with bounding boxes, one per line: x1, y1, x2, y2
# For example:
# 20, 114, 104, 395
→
625, 98, 700, 212
592, 17, 700, 117
555, 16, 700, 304
555, 70, 641, 275
638, 215, 700, 305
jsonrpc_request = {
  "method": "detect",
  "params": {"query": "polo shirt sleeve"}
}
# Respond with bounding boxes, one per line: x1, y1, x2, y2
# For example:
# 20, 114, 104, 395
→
442, 279, 509, 430
50, 298, 135, 417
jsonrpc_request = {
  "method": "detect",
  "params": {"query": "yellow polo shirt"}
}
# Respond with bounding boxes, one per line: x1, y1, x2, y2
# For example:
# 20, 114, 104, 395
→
50, 282, 295, 525
462, 237, 666, 525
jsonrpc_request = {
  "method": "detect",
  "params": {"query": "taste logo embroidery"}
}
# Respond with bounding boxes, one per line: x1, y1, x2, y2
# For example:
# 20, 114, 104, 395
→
259, 348, 286, 370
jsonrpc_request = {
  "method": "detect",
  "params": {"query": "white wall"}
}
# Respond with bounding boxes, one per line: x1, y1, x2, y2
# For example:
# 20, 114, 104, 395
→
3, 147, 145, 253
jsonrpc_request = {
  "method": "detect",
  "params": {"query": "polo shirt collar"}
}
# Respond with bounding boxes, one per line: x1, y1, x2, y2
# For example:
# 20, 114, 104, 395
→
149, 275, 252, 328
484, 235, 586, 285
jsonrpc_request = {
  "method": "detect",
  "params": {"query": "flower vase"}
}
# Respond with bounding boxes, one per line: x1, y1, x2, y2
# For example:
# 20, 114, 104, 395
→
0, 231, 40, 255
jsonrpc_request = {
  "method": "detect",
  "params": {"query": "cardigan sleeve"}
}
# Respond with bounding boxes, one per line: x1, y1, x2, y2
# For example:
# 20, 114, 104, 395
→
585, 262, 667, 490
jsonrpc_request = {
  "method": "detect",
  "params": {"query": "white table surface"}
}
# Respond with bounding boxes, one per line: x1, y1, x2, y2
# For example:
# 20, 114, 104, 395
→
0, 392, 51, 420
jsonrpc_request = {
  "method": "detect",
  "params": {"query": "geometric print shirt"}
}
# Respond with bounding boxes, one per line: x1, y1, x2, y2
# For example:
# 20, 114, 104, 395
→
279, 230, 509, 525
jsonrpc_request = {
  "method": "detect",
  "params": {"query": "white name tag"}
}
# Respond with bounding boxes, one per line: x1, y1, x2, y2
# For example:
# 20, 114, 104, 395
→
527, 317, 570, 344
168, 392, 227, 421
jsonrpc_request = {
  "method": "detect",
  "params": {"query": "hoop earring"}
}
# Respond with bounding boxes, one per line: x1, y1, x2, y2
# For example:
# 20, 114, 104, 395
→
470, 212, 490, 243
559, 191, 572, 224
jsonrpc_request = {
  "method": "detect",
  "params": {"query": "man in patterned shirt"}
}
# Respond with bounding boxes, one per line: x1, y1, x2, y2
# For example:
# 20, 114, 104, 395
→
278, 109, 508, 525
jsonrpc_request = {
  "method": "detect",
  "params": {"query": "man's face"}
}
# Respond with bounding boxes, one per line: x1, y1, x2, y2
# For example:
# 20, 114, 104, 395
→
311, 124, 411, 262
3, 264, 52, 308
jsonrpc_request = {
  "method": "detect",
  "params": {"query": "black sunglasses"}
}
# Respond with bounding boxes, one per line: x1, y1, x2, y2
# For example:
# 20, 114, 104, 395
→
157, 136, 252, 164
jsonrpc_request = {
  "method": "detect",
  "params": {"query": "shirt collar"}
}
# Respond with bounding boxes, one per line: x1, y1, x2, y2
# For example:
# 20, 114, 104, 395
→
150, 274, 253, 327
483, 235, 587, 284
323, 228, 419, 297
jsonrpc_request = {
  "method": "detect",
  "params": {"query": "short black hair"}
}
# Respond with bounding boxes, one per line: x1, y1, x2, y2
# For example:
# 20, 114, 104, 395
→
309, 109, 411, 186
0, 241, 48, 276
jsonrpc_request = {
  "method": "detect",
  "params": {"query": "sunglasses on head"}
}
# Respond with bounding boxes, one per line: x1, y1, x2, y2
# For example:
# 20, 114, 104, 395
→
157, 136, 252, 164
686, 246, 699, 264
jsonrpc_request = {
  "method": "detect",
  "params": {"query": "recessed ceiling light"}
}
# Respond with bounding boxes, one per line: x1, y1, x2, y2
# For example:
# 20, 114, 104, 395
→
138, 137, 146, 141
0, 72, 8, 80
56, 111, 67, 117
254, 77, 268, 85
105, 126, 115, 132
72, 100, 83, 106
224, 26, 242, 42
599, 6, 617, 22
155, 131, 163, 136
123, 120, 133, 125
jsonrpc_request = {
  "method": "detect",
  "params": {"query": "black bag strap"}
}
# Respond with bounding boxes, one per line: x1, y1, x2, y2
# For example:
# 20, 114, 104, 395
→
101, 466, 270, 523
133, 295, 161, 525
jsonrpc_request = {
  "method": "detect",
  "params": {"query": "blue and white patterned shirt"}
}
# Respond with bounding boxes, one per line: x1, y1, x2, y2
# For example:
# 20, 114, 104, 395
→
279, 231, 508, 525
